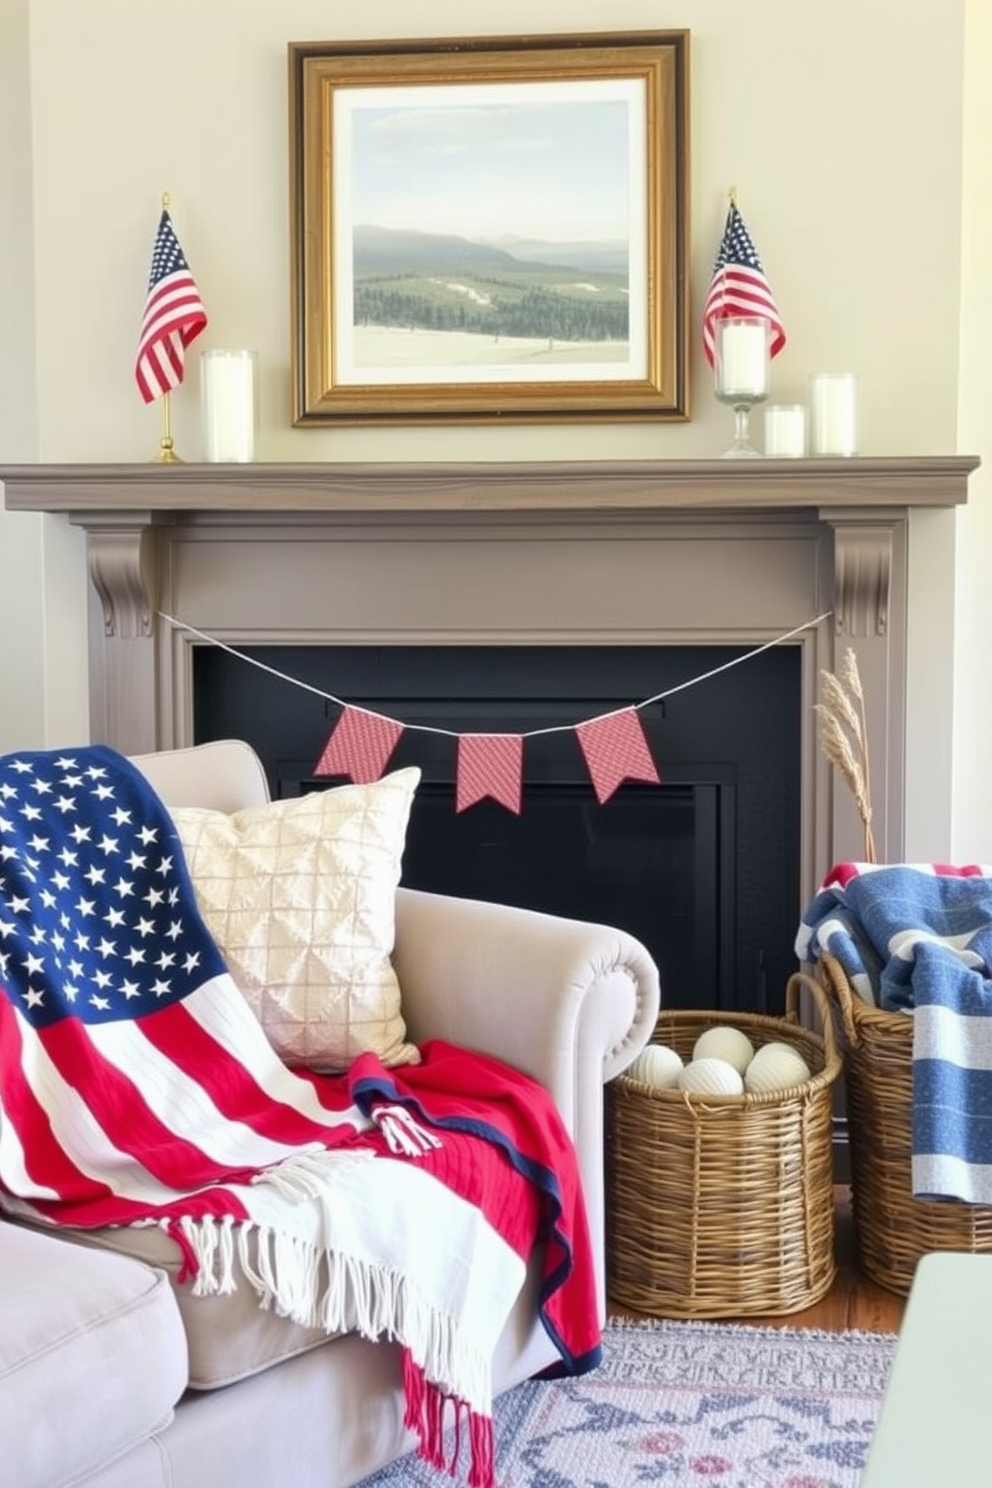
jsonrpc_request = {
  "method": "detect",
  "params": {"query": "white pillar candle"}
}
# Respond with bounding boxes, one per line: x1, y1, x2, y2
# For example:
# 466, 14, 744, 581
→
715, 318, 769, 398
764, 404, 806, 457
808, 373, 858, 457
201, 350, 256, 463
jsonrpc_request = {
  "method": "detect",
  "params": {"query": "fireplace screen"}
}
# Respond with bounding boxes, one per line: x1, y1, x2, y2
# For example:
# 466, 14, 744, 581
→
194, 644, 800, 1015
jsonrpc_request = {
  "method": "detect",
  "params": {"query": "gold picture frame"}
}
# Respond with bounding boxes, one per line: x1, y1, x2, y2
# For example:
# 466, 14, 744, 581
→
288, 31, 690, 426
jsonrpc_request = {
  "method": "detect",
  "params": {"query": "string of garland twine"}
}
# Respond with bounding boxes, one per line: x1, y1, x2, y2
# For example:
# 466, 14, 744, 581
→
157, 611, 833, 741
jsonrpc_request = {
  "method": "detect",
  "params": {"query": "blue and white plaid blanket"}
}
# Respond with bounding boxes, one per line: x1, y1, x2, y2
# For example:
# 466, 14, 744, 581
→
797, 862, 992, 1204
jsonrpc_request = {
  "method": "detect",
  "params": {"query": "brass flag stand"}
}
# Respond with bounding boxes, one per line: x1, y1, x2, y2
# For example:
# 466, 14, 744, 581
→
153, 390, 181, 464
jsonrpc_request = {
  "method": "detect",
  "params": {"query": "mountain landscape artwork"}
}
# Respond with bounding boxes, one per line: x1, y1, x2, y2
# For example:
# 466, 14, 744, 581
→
350, 224, 630, 372
336, 86, 645, 384
290, 32, 688, 422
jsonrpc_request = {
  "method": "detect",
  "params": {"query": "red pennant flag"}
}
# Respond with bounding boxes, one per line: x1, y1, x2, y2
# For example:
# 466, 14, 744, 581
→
455, 734, 524, 815
313, 706, 404, 784
574, 708, 660, 804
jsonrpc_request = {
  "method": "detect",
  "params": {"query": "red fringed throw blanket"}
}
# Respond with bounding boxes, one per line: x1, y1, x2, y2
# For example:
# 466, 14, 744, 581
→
0, 746, 601, 1486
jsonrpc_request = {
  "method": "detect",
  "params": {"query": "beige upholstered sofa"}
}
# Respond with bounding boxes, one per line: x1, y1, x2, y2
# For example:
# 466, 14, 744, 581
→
0, 739, 661, 1488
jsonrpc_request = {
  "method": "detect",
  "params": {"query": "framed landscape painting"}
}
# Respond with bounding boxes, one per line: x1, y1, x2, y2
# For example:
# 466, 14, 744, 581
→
289, 31, 690, 425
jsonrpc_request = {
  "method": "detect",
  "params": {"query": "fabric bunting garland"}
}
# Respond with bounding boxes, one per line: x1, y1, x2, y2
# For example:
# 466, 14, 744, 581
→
456, 734, 524, 815
313, 705, 404, 784
574, 709, 661, 804
314, 707, 658, 812
159, 610, 829, 818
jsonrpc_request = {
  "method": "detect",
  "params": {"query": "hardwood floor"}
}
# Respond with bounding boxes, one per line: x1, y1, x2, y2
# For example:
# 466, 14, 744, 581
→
609, 1185, 907, 1334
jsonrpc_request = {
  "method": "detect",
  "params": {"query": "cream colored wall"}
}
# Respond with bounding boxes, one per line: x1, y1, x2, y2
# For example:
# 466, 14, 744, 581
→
951, 0, 992, 861
0, 0, 89, 752
0, 0, 44, 750
2, 0, 988, 854
24, 0, 967, 463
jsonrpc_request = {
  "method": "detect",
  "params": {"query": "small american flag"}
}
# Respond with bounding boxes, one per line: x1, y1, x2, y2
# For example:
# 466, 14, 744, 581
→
134, 209, 208, 403
702, 202, 786, 368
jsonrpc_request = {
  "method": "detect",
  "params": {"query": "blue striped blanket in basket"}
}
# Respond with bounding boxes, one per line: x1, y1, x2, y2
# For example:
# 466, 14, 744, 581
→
796, 862, 992, 1204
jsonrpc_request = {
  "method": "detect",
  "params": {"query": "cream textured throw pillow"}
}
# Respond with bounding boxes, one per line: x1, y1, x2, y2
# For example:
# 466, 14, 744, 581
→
169, 768, 421, 1071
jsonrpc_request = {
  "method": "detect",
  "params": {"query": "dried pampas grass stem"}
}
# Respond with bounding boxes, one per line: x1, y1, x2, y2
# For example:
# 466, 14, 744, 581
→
814, 647, 876, 863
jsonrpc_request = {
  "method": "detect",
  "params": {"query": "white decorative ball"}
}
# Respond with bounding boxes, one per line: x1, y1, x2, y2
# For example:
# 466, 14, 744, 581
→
743, 1041, 812, 1094
628, 1043, 684, 1089
692, 1025, 755, 1075
677, 1057, 744, 1097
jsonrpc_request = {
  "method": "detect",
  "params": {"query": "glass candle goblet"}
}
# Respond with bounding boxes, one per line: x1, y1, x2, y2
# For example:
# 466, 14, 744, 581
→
714, 316, 771, 458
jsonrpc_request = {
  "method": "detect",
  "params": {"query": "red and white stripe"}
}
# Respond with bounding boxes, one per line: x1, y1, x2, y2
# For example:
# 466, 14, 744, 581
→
135, 271, 207, 403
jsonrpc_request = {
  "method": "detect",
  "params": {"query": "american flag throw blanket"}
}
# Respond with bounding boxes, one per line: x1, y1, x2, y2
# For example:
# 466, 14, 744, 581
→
0, 746, 600, 1487
797, 861, 992, 1204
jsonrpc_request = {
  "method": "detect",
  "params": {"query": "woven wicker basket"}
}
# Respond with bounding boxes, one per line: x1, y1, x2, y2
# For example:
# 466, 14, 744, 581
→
819, 951, 992, 1296
606, 974, 840, 1319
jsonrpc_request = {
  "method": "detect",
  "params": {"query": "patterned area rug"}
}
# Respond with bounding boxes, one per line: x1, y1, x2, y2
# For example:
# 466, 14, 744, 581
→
362, 1317, 896, 1488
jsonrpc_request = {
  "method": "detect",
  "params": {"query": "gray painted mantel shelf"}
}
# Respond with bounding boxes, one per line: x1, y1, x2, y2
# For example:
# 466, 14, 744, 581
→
0, 455, 979, 515
0, 455, 980, 899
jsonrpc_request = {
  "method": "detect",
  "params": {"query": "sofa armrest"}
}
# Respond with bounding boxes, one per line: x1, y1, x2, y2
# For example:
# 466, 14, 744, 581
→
394, 887, 660, 1094
392, 887, 661, 1312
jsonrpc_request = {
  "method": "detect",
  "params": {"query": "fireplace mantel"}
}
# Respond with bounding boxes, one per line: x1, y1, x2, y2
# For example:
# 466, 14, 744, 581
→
0, 455, 980, 904
0, 455, 978, 516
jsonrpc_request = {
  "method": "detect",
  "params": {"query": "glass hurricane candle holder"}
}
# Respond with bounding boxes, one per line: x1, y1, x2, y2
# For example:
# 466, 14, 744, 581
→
714, 316, 770, 458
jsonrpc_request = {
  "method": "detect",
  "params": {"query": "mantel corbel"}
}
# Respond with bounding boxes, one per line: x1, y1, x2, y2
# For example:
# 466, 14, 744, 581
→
818, 506, 905, 638
816, 506, 911, 865
70, 510, 169, 640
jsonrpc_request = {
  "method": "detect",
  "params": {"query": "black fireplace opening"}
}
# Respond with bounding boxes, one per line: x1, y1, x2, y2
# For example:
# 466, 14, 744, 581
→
193, 644, 801, 1015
